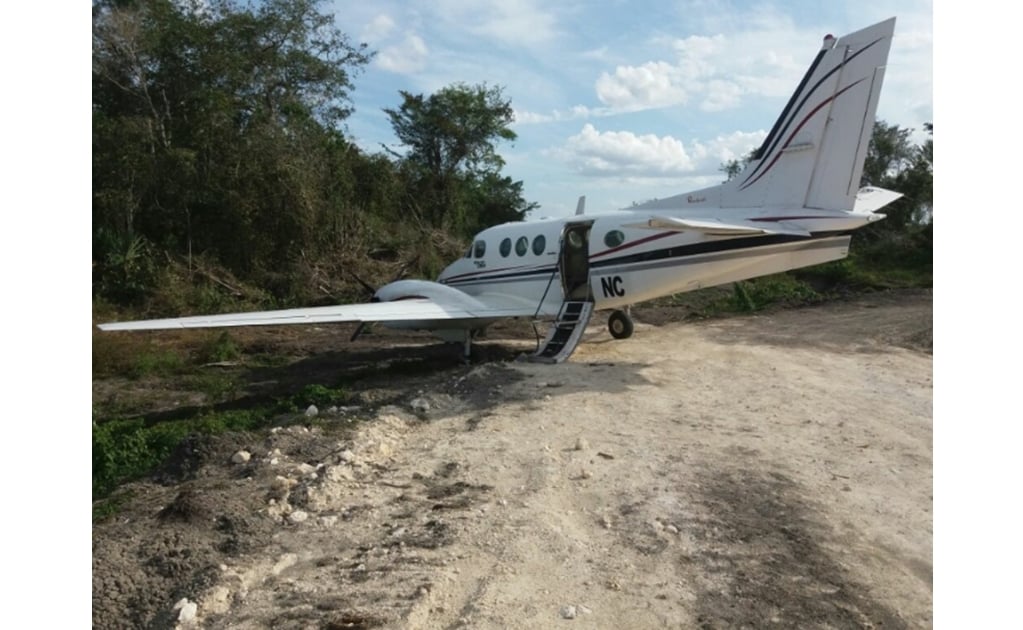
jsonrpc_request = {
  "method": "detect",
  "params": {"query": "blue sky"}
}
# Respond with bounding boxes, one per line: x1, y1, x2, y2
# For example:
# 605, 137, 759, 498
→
329, 0, 933, 219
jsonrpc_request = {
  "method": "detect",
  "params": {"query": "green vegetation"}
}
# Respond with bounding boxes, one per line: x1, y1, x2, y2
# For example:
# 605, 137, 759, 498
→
93, 408, 271, 498
93, 0, 534, 309
92, 379, 357, 502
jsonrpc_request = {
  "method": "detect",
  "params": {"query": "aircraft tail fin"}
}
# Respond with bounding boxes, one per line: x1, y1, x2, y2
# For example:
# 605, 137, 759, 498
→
632, 18, 896, 214
733, 18, 895, 211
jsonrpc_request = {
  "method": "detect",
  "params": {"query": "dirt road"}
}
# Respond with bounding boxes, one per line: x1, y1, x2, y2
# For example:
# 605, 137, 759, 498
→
92, 291, 932, 628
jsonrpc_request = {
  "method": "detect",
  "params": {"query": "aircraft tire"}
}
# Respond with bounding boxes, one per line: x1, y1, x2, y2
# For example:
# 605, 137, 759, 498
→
608, 310, 634, 339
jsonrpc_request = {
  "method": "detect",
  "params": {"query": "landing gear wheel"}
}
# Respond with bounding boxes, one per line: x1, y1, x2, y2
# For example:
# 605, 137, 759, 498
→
608, 310, 634, 339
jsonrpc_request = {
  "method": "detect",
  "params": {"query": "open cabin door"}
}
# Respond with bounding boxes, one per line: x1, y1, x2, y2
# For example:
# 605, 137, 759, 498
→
560, 221, 594, 301
528, 220, 595, 363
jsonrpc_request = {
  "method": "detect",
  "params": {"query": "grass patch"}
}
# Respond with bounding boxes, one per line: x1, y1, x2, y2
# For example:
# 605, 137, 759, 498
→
92, 407, 275, 499
193, 331, 242, 364
182, 371, 242, 406
130, 348, 186, 378
730, 274, 822, 311
291, 383, 351, 409
92, 377, 355, 500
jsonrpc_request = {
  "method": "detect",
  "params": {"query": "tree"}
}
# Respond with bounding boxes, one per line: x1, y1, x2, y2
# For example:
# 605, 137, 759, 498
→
383, 83, 534, 235
92, 0, 374, 298
385, 83, 516, 177
719, 149, 757, 181
860, 120, 933, 231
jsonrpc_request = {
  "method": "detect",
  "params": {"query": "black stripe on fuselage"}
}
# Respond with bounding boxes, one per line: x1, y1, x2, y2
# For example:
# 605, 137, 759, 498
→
594, 236, 848, 277
589, 230, 852, 271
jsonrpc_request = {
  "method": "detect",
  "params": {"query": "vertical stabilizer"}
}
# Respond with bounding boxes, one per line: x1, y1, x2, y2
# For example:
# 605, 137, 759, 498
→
728, 18, 895, 211
626, 18, 897, 215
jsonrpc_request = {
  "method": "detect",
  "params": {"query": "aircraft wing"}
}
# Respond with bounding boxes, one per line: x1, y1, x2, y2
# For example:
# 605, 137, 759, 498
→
622, 216, 811, 237
97, 298, 527, 332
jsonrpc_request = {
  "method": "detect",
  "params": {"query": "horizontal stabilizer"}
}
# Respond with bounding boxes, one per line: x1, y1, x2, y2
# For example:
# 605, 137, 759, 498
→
622, 216, 810, 237
854, 186, 903, 213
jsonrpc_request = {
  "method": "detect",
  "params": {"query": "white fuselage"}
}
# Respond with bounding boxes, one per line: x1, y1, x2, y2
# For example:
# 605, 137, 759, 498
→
434, 207, 874, 321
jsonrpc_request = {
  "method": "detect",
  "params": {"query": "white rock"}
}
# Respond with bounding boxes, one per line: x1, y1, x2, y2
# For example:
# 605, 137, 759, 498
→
288, 510, 309, 524
666, 524, 679, 535
410, 398, 430, 413
327, 406, 339, 414
173, 598, 198, 622
338, 449, 357, 464
305, 404, 319, 417
560, 605, 577, 619
295, 463, 316, 476
230, 450, 251, 464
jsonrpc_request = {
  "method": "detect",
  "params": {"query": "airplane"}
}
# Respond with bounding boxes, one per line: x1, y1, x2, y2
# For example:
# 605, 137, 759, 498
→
99, 18, 902, 364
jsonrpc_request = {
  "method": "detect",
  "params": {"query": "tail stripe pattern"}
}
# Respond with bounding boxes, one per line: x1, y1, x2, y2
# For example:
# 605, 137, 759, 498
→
738, 79, 865, 191
739, 35, 886, 189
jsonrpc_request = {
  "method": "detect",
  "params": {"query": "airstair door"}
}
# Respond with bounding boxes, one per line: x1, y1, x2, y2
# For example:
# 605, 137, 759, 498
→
560, 221, 593, 301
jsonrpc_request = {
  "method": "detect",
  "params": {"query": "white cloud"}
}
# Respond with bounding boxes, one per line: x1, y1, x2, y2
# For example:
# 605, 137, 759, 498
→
513, 104, 614, 126
562, 124, 696, 177
558, 125, 767, 178
434, 0, 559, 48
361, 14, 396, 42
686, 130, 768, 165
376, 33, 429, 74
700, 80, 743, 112
595, 61, 689, 111
593, 24, 815, 114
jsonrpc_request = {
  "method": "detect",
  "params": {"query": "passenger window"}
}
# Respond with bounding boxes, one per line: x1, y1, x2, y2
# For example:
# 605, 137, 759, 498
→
515, 236, 528, 256
532, 235, 546, 255
604, 230, 625, 248
474, 240, 486, 258
499, 237, 512, 257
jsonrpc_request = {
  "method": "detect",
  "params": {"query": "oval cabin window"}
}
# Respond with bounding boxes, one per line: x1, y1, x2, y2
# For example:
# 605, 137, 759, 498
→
515, 236, 528, 256
604, 230, 626, 248
532, 235, 546, 256
474, 240, 486, 258
499, 238, 512, 257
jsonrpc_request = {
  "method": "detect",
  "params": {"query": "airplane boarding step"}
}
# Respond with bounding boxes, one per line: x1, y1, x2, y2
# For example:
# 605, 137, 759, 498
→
528, 301, 594, 364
